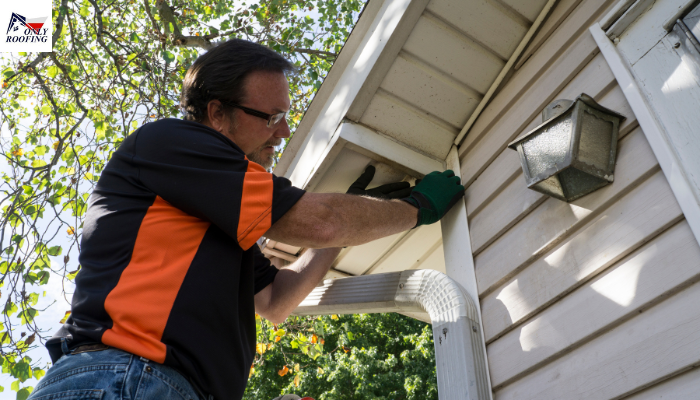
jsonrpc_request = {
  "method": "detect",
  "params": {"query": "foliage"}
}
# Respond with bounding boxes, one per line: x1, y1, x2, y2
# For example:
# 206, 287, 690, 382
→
245, 313, 438, 400
0, 0, 364, 395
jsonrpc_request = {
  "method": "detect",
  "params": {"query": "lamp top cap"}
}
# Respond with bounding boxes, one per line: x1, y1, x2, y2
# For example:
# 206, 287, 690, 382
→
542, 99, 574, 121
507, 93, 626, 150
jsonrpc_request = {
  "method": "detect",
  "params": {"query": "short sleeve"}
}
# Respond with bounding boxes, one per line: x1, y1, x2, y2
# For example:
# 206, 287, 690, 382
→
251, 244, 279, 294
128, 119, 305, 250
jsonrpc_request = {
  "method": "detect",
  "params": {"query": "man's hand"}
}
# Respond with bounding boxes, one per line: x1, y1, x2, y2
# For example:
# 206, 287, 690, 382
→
346, 165, 413, 199
402, 170, 465, 227
255, 247, 342, 324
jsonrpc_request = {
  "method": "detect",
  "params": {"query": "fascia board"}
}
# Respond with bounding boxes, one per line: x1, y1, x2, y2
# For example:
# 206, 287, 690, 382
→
276, 0, 420, 188
273, 0, 385, 178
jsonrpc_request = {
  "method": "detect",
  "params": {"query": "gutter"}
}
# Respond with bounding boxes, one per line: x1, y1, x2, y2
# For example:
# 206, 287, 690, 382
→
293, 269, 491, 400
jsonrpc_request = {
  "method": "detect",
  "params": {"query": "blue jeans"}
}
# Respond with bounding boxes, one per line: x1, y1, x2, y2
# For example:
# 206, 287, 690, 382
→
28, 341, 210, 400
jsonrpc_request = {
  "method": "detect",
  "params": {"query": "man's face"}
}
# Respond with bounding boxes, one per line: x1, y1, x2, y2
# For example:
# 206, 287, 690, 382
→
224, 70, 291, 169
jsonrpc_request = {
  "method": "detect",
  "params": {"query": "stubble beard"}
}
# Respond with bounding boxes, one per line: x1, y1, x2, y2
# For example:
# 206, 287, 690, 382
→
227, 123, 280, 170
247, 141, 279, 170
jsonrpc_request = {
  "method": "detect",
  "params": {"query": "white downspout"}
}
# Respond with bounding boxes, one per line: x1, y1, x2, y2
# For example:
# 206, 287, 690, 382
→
292, 269, 490, 400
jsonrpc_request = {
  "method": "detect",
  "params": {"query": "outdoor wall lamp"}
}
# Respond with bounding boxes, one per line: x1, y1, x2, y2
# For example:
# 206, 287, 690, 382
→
508, 93, 625, 202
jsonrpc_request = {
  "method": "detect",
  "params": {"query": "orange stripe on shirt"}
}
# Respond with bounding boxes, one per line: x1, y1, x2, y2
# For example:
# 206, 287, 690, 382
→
102, 196, 210, 363
237, 159, 273, 250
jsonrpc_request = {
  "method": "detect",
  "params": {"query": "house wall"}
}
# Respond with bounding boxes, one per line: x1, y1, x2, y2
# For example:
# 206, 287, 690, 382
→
457, 0, 700, 398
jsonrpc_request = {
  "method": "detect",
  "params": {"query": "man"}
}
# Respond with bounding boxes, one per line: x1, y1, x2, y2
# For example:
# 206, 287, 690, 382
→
29, 39, 464, 400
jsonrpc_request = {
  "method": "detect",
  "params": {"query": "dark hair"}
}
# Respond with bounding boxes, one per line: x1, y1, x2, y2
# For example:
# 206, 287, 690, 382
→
180, 39, 294, 122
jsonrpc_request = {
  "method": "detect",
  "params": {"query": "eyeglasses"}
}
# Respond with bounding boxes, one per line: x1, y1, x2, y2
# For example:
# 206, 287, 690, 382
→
226, 103, 288, 127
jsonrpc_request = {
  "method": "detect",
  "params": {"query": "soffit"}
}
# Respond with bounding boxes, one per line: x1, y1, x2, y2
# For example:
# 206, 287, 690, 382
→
347, 0, 550, 160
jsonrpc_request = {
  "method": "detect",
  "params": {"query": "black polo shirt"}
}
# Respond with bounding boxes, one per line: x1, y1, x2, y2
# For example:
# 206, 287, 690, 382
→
62, 118, 305, 399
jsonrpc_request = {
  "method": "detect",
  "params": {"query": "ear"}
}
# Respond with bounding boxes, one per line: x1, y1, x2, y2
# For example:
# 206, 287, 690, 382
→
205, 99, 228, 133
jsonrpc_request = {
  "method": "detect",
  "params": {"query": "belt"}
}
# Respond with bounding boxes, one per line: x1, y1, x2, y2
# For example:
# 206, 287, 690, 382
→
71, 343, 111, 354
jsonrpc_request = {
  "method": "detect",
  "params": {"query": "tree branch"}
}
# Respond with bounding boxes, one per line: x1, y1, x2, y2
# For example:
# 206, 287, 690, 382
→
142, 0, 161, 35
155, 0, 217, 50
292, 48, 337, 59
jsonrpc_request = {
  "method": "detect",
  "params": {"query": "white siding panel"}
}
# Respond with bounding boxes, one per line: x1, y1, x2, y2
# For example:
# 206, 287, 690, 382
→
359, 91, 456, 159
379, 54, 481, 128
514, 0, 584, 70
475, 128, 658, 296
488, 220, 700, 388
426, 0, 529, 60
481, 171, 684, 342
499, 0, 549, 22
403, 14, 505, 94
494, 279, 700, 400
624, 366, 700, 400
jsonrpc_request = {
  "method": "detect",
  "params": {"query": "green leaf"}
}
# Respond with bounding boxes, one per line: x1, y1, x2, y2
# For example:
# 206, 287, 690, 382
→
17, 387, 30, 400
10, 380, 18, 392
162, 51, 175, 63
32, 368, 45, 380
19, 308, 38, 324
40, 105, 51, 114
4, 302, 17, 317
48, 246, 62, 256
129, 32, 140, 43
38, 271, 49, 285
46, 66, 60, 79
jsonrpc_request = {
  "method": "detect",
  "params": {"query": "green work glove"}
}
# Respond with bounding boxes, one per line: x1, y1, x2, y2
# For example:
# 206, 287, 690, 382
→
402, 170, 465, 227
347, 165, 413, 199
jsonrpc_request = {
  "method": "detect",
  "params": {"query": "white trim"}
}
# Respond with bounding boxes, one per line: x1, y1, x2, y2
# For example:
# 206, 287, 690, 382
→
663, 0, 700, 30
605, 0, 697, 39
453, 0, 558, 147
293, 269, 491, 400
279, 0, 417, 188
590, 22, 700, 247
303, 121, 444, 193
441, 145, 493, 399
338, 122, 444, 175
600, 0, 639, 31
606, 0, 656, 39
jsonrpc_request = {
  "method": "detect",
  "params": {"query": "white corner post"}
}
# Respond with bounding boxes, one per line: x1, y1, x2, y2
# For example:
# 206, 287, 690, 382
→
589, 22, 700, 248
293, 269, 491, 400
440, 145, 493, 399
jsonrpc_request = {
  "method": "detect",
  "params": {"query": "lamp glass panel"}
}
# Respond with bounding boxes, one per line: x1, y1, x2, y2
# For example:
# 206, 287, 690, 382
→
532, 175, 565, 199
521, 116, 573, 178
558, 167, 609, 201
577, 108, 613, 172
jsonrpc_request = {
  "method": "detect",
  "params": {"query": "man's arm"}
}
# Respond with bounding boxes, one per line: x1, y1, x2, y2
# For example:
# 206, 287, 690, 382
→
254, 247, 342, 324
258, 169, 465, 322
264, 193, 418, 249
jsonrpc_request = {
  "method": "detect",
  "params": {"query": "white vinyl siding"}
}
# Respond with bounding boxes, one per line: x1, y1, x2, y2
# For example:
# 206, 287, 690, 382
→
458, 0, 700, 398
